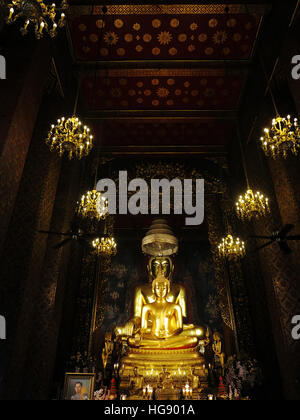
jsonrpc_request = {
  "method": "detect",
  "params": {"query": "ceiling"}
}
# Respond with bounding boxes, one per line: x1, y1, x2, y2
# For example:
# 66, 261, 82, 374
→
66, 3, 268, 156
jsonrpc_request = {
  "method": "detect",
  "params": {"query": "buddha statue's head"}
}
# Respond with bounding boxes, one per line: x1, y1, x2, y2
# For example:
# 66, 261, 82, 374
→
152, 276, 170, 299
148, 257, 174, 282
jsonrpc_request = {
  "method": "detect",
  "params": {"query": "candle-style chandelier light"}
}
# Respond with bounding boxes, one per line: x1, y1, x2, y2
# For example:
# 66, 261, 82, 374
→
236, 189, 270, 221
77, 153, 109, 221
235, 125, 270, 221
6, 0, 68, 39
260, 115, 300, 159
46, 80, 94, 160
92, 235, 117, 257
259, 55, 300, 159
218, 234, 246, 261
77, 190, 108, 221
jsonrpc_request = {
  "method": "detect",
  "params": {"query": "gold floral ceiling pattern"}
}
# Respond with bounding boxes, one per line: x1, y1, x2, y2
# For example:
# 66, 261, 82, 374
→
82, 69, 243, 111
68, 5, 262, 61
66, 4, 266, 150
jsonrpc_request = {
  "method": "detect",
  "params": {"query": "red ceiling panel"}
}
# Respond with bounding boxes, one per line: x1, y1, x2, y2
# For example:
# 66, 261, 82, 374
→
68, 6, 261, 62
82, 68, 243, 111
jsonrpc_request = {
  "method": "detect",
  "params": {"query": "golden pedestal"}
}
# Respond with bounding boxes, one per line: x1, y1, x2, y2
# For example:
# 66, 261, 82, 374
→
119, 346, 209, 400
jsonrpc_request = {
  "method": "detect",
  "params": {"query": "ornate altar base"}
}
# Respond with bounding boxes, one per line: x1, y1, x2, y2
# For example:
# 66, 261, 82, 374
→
118, 347, 209, 400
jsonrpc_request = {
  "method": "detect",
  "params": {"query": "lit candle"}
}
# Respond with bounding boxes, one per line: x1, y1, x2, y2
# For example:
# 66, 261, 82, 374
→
39, 22, 45, 34
8, 8, 14, 20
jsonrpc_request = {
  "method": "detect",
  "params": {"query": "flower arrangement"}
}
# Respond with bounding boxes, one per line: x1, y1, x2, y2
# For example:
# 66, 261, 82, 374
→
94, 387, 110, 400
224, 354, 263, 399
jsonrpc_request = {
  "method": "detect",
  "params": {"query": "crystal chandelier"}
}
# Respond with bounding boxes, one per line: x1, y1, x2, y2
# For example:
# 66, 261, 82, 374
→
260, 115, 300, 159
46, 116, 93, 160
236, 189, 270, 221
235, 124, 271, 222
92, 236, 117, 257
77, 190, 108, 221
218, 234, 246, 261
6, 0, 68, 39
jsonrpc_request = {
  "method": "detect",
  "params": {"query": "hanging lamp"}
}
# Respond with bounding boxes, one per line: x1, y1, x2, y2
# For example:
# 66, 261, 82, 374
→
46, 77, 94, 160
235, 124, 270, 221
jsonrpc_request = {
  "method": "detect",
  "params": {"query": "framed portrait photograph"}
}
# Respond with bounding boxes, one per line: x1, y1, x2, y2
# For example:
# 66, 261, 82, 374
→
63, 373, 95, 401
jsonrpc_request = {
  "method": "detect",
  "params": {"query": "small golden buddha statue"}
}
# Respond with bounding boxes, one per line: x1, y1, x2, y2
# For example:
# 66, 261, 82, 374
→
212, 332, 225, 372
102, 332, 114, 369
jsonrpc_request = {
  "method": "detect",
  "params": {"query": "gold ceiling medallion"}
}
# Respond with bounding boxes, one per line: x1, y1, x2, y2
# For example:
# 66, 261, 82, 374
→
261, 115, 300, 159
6, 0, 68, 39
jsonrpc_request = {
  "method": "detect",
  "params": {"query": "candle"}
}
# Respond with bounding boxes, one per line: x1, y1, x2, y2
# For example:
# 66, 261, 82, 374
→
8, 8, 14, 20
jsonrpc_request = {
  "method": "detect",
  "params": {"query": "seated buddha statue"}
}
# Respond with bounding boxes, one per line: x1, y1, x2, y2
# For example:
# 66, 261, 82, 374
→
115, 257, 189, 339
128, 272, 206, 349
113, 255, 210, 396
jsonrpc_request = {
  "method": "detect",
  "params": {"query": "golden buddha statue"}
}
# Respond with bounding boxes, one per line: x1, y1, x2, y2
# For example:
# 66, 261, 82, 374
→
102, 332, 114, 369
212, 332, 226, 373
113, 259, 210, 399
115, 257, 188, 339
105, 216, 211, 399
128, 273, 205, 349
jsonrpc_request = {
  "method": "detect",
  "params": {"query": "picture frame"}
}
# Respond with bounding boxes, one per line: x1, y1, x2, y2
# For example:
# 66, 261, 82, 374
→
63, 373, 96, 401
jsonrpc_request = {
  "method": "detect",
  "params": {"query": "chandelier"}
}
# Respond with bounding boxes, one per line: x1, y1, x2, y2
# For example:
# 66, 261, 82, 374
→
46, 116, 93, 160
92, 236, 117, 257
236, 189, 270, 221
6, 0, 68, 39
234, 123, 271, 222
218, 234, 246, 261
77, 190, 108, 221
260, 115, 300, 159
